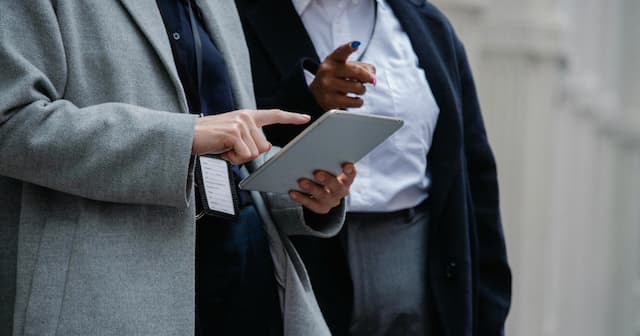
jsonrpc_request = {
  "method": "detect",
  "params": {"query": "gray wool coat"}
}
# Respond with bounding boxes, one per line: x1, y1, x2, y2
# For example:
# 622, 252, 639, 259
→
0, 1, 341, 335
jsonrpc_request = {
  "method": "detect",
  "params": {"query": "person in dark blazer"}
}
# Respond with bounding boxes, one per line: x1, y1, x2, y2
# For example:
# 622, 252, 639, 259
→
235, 0, 512, 335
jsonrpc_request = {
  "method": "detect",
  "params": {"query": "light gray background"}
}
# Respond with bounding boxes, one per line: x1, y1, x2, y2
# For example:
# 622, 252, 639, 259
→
432, 0, 640, 335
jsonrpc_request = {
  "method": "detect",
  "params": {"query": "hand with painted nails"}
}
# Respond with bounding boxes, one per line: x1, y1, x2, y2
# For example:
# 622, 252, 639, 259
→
289, 163, 356, 214
310, 41, 377, 111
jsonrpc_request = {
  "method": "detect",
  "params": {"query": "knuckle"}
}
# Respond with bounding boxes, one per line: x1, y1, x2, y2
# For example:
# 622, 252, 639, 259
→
226, 129, 240, 141
320, 77, 332, 88
234, 116, 247, 128
230, 122, 242, 133
257, 142, 270, 153
239, 154, 252, 163
318, 63, 331, 74
226, 155, 240, 165
238, 110, 251, 121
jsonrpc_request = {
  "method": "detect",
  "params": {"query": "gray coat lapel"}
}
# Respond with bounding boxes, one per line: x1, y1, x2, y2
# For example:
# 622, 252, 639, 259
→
118, 0, 189, 112
119, 0, 253, 111
195, 0, 257, 110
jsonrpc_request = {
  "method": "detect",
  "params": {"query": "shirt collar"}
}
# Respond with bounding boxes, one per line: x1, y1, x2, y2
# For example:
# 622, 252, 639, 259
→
293, 0, 372, 16
292, 0, 312, 15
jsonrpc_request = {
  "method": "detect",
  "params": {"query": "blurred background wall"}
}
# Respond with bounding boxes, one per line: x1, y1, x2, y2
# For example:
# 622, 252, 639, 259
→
430, 0, 640, 335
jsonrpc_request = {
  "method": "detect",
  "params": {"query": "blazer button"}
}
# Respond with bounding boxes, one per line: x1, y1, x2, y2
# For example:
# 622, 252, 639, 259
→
446, 262, 457, 279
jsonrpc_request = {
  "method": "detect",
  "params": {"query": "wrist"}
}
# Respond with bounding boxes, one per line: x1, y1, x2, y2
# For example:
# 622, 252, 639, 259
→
191, 115, 204, 155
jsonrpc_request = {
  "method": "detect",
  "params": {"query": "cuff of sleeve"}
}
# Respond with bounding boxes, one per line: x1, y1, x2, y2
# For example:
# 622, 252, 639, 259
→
144, 112, 198, 209
301, 199, 346, 235
246, 148, 347, 237
268, 197, 346, 238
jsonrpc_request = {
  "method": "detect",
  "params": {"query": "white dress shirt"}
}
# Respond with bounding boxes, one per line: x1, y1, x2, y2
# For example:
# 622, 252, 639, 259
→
294, 0, 440, 212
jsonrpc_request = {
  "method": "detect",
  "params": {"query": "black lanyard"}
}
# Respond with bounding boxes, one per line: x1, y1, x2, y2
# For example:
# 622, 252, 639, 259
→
355, 0, 378, 62
186, 0, 204, 114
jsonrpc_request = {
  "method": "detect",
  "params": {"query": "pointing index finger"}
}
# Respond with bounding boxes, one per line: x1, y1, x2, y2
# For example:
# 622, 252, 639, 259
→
326, 41, 361, 63
252, 109, 311, 128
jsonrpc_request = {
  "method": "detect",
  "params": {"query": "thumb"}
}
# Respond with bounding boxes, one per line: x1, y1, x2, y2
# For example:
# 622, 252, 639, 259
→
326, 41, 361, 63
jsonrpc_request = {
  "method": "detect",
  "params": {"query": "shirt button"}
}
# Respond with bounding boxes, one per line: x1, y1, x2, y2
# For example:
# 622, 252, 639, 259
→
172, 32, 181, 41
446, 261, 457, 279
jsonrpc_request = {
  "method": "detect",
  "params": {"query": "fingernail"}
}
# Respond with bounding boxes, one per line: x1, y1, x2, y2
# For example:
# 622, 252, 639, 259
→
299, 114, 311, 122
351, 41, 361, 49
317, 174, 326, 182
371, 74, 377, 86
289, 191, 298, 200
345, 166, 354, 175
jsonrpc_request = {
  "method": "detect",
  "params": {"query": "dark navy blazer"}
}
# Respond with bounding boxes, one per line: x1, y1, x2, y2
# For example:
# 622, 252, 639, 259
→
235, 0, 512, 335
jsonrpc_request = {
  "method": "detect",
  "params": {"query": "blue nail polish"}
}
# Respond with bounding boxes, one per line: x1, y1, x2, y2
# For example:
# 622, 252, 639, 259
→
351, 41, 361, 48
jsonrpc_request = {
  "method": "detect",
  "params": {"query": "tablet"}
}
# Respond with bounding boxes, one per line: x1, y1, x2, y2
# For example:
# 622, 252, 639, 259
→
239, 110, 403, 193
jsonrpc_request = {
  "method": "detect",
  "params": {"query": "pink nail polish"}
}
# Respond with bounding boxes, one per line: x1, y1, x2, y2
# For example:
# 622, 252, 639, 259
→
371, 74, 377, 86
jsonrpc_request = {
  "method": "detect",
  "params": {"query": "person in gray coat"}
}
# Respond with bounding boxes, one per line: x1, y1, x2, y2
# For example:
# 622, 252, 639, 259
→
0, 1, 354, 335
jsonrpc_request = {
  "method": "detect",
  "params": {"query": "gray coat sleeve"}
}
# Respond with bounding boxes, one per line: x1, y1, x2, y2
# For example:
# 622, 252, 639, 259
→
0, 1, 197, 208
246, 148, 346, 238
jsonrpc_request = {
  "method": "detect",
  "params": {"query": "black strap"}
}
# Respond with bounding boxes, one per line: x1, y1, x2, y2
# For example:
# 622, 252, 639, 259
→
187, 0, 203, 105
186, 2, 246, 219
356, 0, 378, 62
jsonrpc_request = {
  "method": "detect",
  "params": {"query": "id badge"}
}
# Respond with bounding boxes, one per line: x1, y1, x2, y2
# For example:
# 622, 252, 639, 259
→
194, 155, 240, 221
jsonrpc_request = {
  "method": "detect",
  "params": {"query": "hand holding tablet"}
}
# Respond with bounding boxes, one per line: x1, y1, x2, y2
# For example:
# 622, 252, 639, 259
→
239, 110, 403, 194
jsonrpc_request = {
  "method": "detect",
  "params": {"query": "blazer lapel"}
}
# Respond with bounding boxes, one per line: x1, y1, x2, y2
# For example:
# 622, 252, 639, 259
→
118, 0, 189, 112
240, 0, 320, 77
242, 0, 463, 224
387, 0, 463, 225
195, 0, 257, 109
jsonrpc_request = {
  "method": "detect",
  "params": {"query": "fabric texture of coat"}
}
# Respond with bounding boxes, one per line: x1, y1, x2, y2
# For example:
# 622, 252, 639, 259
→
0, 1, 343, 335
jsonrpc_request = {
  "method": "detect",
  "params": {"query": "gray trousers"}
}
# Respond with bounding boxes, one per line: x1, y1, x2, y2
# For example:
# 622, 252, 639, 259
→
344, 204, 430, 336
